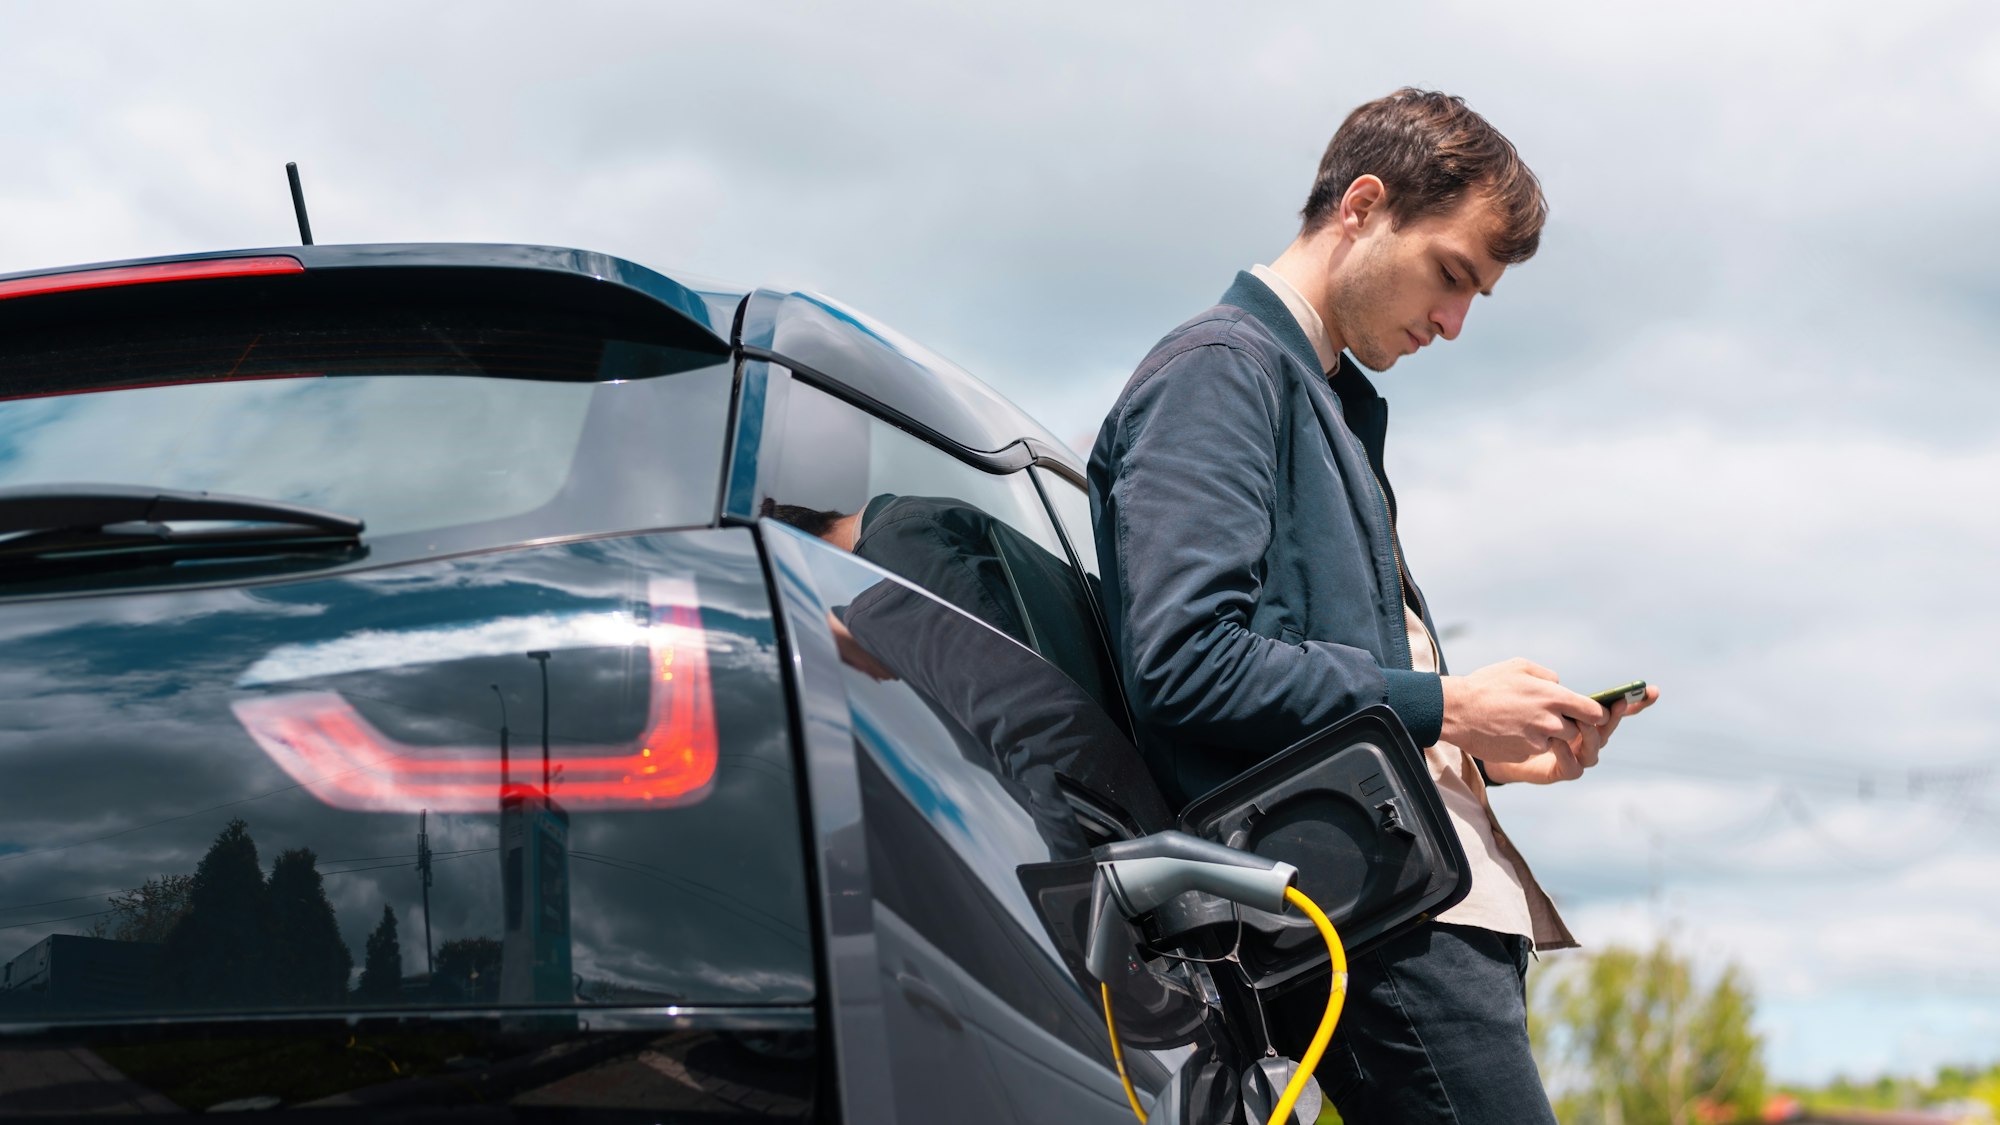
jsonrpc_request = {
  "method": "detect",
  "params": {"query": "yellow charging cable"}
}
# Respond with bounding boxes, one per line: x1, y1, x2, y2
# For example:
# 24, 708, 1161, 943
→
1102, 980, 1150, 1123
1269, 884, 1348, 1125
1098, 883, 1348, 1125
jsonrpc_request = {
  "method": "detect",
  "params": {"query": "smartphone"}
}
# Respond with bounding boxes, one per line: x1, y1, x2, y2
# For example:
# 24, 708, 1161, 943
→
1588, 680, 1647, 707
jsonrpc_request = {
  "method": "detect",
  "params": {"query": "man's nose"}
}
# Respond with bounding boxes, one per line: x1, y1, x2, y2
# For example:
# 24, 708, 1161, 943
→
1431, 294, 1473, 341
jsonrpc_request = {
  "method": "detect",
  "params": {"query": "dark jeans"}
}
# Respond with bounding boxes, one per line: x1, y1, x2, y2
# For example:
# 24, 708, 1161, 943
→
1267, 922, 1556, 1125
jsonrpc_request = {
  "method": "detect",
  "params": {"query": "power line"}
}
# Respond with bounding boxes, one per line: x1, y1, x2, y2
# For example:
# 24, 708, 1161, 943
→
320, 848, 495, 877
0, 908, 116, 933
568, 851, 809, 948
0, 889, 131, 915
0, 851, 493, 917
0, 741, 428, 868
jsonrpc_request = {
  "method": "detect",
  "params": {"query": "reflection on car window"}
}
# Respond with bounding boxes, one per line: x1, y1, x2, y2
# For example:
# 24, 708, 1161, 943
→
782, 534, 1180, 1087
759, 379, 1120, 717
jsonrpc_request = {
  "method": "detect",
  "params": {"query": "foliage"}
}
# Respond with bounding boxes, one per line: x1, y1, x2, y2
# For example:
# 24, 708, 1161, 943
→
1531, 940, 1766, 1125
1786, 1060, 2000, 1118
90, 873, 195, 944
157, 818, 273, 1007
266, 847, 353, 1005
433, 936, 502, 1003
357, 904, 404, 1000
130, 822, 362, 1011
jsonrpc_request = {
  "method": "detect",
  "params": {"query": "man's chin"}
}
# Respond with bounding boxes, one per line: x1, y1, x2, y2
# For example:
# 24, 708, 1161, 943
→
1351, 348, 1397, 374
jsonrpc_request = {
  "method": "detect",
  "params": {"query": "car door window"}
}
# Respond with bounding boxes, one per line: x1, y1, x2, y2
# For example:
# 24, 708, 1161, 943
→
759, 378, 1119, 717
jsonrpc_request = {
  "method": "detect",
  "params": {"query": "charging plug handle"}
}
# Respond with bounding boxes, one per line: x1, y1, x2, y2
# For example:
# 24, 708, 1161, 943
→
1084, 831, 1299, 981
1096, 830, 1298, 916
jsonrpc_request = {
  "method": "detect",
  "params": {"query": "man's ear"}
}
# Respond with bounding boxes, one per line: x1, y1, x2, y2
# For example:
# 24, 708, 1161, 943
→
1340, 175, 1387, 236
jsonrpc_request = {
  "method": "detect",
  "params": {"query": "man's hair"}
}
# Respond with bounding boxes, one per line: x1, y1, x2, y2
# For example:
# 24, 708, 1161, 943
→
1300, 87, 1547, 264
760, 497, 849, 538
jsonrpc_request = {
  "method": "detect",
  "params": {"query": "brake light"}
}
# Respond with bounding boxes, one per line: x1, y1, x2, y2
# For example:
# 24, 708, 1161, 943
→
0, 256, 304, 301
231, 578, 719, 813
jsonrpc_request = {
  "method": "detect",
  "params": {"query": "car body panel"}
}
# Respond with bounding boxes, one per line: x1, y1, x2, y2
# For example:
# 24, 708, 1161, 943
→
0, 528, 821, 1118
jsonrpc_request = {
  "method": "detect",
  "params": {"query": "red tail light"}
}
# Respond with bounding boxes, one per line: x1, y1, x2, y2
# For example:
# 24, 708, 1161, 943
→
231, 578, 719, 813
0, 255, 304, 301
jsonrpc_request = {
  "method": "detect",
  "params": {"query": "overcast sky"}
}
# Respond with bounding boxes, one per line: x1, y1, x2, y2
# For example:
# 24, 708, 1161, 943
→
5, 0, 1997, 1086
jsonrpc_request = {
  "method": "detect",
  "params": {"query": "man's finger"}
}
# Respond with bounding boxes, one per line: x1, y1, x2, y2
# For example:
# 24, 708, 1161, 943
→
1596, 713, 1623, 744
1546, 740, 1583, 781
1553, 689, 1610, 724
1573, 728, 1604, 769
1518, 660, 1559, 682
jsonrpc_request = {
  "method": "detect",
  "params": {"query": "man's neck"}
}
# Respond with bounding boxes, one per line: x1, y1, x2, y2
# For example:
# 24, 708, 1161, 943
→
1268, 230, 1350, 355
825, 511, 863, 552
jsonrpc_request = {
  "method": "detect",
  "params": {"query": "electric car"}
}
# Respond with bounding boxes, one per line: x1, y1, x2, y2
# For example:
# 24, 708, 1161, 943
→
0, 244, 1465, 1122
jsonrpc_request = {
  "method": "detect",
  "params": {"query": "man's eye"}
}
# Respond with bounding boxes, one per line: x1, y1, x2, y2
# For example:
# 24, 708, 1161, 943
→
1441, 269, 1458, 287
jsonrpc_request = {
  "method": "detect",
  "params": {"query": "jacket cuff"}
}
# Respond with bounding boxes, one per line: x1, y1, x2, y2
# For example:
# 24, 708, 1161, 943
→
1382, 669, 1444, 748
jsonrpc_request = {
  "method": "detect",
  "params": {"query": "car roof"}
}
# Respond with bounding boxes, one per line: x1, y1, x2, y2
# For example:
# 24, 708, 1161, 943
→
0, 242, 1085, 477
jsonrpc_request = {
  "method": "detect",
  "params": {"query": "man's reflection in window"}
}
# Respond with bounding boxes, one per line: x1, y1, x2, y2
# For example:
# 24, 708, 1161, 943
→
763, 496, 1150, 860
761, 495, 1039, 648
760, 495, 1118, 717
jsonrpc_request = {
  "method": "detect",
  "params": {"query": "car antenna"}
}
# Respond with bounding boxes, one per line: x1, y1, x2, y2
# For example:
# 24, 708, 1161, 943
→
285, 162, 314, 245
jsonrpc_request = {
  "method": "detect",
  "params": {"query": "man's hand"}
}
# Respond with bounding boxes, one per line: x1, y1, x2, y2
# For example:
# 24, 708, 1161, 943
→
1439, 658, 1609, 770
1481, 683, 1662, 785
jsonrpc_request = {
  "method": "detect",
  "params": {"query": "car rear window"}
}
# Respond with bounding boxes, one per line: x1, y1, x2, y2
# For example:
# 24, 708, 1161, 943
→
0, 527, 812, 1022
0, 303, 735, 567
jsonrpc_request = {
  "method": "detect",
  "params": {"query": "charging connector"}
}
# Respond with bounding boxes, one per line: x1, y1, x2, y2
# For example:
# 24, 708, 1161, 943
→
1085, 831, 1346, 1125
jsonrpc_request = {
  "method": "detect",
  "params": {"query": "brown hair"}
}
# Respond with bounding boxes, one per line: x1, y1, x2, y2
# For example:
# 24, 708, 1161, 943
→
760, 497, 849, 538
1300, 87, 1547, 264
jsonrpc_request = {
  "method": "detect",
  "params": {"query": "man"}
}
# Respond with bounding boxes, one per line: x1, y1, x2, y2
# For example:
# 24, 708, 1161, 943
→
1088, 88, 1660, 1123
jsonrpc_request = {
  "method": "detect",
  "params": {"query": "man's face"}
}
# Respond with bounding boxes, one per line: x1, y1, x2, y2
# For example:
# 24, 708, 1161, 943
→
1326, 192, 1508, 373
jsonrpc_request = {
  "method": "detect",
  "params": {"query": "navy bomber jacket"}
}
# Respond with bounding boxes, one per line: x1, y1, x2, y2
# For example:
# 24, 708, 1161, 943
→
1089, 271, 1447, 808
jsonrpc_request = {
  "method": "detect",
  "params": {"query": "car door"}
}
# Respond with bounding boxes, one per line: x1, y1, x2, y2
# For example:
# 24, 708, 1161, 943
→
764, 513, 1231, 1124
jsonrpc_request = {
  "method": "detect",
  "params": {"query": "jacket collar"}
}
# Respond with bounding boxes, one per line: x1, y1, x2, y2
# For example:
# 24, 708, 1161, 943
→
1222, 270, 1323, 376
1224, 271, 1387, 430
1222, 270, 1398, 518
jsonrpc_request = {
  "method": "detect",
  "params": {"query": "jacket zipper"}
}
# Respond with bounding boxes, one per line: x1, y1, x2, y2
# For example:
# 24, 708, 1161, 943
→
1366, 467, 1418, 616
1328, 373, 1423, 660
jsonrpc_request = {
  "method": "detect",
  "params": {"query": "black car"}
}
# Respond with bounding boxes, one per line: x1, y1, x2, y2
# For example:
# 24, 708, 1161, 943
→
0, 244, 1466, 1123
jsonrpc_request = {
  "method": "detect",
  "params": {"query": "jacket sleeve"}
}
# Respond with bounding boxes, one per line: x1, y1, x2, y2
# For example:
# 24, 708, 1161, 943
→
1100, 342, 1443, 750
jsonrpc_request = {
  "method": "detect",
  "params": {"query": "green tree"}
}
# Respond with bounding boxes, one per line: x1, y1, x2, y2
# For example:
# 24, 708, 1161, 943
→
1791, 1059, 2000, 1117
90, 873, 195, 944
1532, 940, 1766, 1125
265, 847, 352, 1005
356, 904, 404, 1001
157, 818, 273, 1007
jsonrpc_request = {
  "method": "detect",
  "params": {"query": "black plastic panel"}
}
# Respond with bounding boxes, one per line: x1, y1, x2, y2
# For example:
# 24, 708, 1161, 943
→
1175, 706, 1468, 995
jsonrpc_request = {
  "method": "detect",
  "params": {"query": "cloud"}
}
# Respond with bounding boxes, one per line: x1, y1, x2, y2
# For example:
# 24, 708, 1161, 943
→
238, 611, 649, 686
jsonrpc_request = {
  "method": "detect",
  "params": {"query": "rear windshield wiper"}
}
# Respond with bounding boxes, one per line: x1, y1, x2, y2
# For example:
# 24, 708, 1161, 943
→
0, 483, 365, 573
